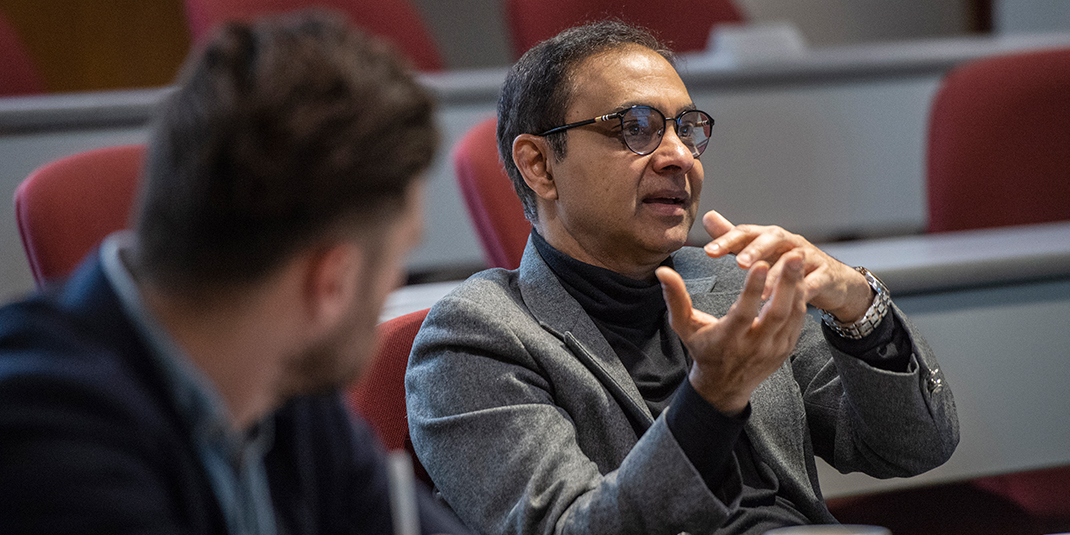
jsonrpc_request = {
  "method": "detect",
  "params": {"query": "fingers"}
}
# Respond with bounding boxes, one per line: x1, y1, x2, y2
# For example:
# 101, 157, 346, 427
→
704, 218, 799, 270
702, 211, 735, 258
757, 253, 807, 340
656, 266, 695, 335
722, 260, 769, 331
763, 246, 814, 300
703, 210, 734, 239
762, 244, 841, 305
735, 230, 794, 270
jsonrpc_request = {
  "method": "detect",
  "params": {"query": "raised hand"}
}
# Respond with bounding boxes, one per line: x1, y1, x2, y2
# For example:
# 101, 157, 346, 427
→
655, 251, 808, 415
701, 210, 872, 324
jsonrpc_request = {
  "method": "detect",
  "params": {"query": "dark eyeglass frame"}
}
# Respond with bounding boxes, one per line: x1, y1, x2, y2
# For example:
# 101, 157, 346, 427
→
536, 105, 714, 158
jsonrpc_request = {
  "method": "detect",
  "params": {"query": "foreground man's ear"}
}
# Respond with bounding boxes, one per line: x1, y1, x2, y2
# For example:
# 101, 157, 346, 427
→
303, 241, 364, 332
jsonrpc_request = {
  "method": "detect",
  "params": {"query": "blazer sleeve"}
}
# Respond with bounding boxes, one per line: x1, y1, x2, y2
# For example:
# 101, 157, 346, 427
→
406, 289, 743, 535
688, 251, 959, 480
789, 305, 960, 478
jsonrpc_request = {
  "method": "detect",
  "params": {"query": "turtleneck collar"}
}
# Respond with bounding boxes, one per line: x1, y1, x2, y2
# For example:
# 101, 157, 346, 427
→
531, 230, 670, 343
531, 230, 688, 414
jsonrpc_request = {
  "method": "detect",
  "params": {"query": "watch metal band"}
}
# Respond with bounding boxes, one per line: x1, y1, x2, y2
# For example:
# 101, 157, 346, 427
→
820, 267, 891, 340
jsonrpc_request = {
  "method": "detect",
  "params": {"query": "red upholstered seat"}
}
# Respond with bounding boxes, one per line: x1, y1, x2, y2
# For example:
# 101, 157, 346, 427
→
926, 47, 1070, 233
826, 465, 1070, 534
14, 145, 145, 288
504, 0, 744, 59
183, 0, 444, 71
347, 308, 432, 484
452, 117, 531, 270
972, 465, 1070, 532
827, 480, 1042, 535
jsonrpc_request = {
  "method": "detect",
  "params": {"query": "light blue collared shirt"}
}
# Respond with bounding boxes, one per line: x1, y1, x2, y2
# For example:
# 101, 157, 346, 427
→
100, 232, 277, 535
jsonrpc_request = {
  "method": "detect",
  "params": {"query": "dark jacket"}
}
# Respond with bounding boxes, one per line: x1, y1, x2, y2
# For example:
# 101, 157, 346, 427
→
0, 254, 470, 535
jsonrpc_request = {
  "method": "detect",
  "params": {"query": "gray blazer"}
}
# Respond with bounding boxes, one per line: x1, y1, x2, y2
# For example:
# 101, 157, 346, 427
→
406, 242, 958, 535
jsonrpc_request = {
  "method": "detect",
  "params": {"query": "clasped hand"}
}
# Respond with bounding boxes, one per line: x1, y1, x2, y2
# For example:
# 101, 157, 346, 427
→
655, 211, 872, 415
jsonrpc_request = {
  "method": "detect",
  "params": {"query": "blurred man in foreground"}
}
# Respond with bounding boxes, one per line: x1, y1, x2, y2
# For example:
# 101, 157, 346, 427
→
406, 20, 958, 534
0, 12, 469, 535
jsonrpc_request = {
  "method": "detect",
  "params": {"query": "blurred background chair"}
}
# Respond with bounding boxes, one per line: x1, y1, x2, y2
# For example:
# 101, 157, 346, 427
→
826, 480, 1042, 535
14, 144, 145, 288
452, 117, 530, 270
504, 0, 745, 59
971, 464, 1070, 534
827, 464, 1070, 535
347, 307, 432, 485
0, 9, 46, 96
926, 46, 1070, 233
182, 0, 444, 71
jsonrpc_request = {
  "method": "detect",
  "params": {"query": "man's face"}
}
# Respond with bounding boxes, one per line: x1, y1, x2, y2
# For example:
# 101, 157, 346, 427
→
287, 181, 425, 395
541, 45, 704, 275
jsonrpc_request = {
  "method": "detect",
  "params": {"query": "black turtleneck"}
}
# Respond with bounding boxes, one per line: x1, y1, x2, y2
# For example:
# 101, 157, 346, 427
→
532, 230, 686, 414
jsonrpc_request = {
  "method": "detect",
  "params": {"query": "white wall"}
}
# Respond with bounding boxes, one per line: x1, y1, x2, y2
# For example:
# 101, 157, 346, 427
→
409, 0, 512, 69
994, 0, 1070, 34
738, 0, 973, 46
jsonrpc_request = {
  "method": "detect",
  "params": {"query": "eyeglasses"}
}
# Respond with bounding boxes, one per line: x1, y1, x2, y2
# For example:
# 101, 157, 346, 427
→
536, 105, 714, 158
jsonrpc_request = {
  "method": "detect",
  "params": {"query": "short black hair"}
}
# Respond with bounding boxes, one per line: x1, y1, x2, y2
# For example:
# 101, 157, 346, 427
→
134, 11, 437, 292
496, 20, 672, 222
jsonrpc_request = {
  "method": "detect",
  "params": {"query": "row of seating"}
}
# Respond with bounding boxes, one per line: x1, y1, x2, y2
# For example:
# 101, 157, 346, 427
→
1, 0, 743, 95
9, 43, 1070, 535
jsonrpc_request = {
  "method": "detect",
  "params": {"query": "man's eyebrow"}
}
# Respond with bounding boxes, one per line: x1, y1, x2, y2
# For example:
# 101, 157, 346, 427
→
611, 101, 699, 115
601, 102, 639, 116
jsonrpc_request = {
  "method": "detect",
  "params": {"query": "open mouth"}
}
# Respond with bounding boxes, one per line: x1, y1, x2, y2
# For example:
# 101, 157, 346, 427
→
643, 194, 687, 205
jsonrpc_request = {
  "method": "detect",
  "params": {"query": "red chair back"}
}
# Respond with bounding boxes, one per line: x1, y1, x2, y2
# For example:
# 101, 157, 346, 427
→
828, 465, 1070, 534
0, 10, 46, 96
972, 465, 1070, 527
183, 0, 443, 71
504, 0, 744, 59
14, 145, 145, 287
452, 117, 530, 270
347, 308, 431, 483
927, 47, 1070, 233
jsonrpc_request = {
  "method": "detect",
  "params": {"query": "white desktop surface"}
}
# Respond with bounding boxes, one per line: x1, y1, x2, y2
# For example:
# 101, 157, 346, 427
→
820, 220, 1070, 294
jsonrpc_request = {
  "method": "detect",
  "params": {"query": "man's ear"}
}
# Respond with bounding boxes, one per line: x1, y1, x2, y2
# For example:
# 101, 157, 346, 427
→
302, 241, 364, 332
513, 133, 558, 201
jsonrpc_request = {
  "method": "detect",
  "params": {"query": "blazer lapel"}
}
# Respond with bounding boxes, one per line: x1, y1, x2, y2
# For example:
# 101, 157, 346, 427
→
517, 241, 654, 431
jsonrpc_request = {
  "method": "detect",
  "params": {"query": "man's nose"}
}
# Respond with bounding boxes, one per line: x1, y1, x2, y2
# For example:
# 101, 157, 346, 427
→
653, 120, 697, 167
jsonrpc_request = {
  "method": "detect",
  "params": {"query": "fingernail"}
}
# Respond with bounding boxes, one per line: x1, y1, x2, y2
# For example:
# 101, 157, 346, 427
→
705, 243, 720, 254
738, 253, 751, 265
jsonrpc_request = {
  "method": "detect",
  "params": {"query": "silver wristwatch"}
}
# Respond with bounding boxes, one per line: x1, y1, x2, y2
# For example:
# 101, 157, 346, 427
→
820, 266, 891, 339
